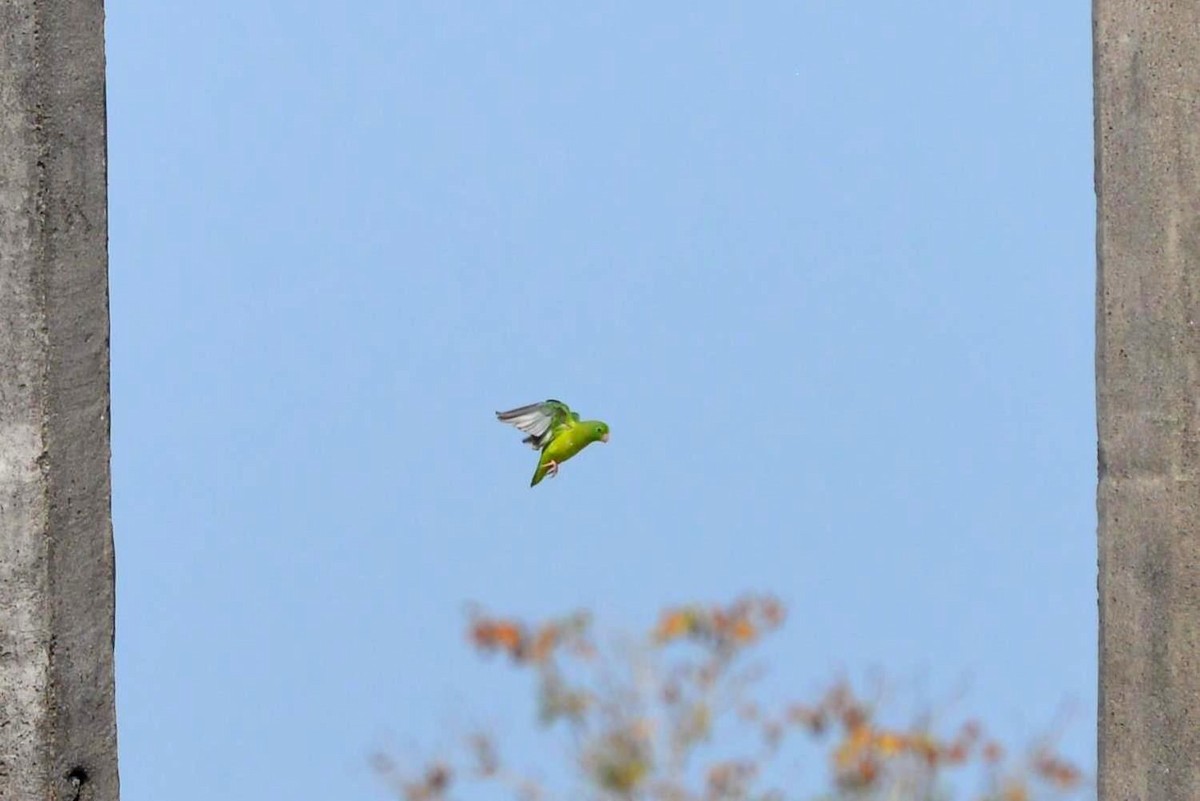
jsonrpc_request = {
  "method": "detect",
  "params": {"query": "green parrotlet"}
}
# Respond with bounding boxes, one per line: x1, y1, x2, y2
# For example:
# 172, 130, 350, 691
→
496, 399, 610, 486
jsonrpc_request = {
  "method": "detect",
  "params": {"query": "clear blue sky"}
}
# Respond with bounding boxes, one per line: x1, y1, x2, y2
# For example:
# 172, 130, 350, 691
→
107, 3, 1094, 799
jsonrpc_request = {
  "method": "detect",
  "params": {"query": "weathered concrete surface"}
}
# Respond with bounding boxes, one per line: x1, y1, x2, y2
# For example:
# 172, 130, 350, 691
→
0, 0, 118, 799
1095, 2, 1200, 800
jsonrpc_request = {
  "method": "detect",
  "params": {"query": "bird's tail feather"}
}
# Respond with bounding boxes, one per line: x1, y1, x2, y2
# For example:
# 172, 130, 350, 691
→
530, 451, 555, 487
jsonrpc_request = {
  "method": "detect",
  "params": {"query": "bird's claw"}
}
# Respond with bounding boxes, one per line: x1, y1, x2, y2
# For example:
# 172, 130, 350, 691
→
546, 460, 559, 478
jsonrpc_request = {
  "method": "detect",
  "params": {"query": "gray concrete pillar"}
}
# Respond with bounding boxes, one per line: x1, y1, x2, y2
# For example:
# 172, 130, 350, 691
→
1095, 2, 1200, 800
0, 0, 119, 798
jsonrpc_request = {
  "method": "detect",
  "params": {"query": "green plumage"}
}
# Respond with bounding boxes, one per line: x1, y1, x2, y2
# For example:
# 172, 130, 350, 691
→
496, 399, 610, 486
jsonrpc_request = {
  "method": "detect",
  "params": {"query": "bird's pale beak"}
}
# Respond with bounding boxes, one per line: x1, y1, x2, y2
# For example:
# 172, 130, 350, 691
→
600, 432, 610, 443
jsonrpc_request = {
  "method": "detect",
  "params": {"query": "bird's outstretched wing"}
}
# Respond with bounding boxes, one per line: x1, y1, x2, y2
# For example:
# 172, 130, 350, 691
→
496, 399, 575, 449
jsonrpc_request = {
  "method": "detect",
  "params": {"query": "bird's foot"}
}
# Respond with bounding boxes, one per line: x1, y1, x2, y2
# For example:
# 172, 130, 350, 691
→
545, 460, 559, 478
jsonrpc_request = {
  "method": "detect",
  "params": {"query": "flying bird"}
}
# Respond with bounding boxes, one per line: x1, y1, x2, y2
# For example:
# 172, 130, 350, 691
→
496, 399, 610, 486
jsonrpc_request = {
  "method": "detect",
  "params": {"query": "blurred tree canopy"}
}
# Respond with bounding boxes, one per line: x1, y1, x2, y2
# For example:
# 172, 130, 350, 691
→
374, 595, 1086, 801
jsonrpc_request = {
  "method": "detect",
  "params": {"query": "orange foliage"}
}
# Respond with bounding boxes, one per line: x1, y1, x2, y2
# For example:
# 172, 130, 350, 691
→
1031, 748, 1084, 789
467, 608, 591, 666
469, 618, 525, 659
379, 595, 1088, 801
654, 595, 785, 653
